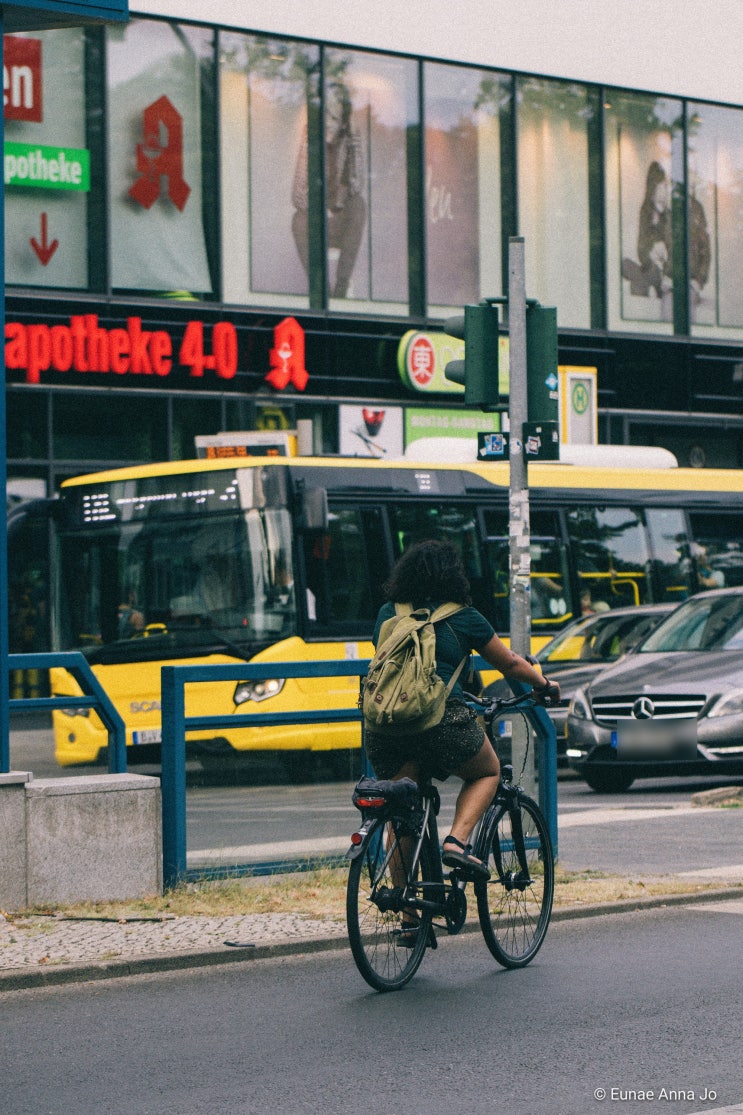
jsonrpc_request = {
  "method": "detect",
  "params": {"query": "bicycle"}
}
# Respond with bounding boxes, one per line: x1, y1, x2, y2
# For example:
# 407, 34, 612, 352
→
346, 689, 555, 992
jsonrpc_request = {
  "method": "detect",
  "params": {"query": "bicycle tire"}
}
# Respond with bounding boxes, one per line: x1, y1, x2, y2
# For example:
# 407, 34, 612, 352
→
476, 792, 554, 968
346, 813, 435, 992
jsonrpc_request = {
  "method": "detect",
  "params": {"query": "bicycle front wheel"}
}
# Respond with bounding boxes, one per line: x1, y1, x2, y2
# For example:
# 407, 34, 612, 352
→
476, 792, 554, 968
346, 814, 434, 992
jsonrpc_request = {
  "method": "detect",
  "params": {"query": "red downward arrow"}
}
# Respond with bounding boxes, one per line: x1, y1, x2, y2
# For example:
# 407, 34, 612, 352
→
30, 212, 59, 266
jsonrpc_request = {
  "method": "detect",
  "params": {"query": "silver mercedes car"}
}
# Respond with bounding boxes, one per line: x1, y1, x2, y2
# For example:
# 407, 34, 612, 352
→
566, 588, 743, 792
482, 603, 673, 766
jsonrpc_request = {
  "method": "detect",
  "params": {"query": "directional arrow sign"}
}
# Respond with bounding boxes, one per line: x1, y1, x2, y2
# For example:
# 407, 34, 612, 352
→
30, 212, 59, 266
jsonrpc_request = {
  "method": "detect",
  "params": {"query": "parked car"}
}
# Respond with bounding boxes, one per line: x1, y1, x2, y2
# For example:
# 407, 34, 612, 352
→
482, 603, 673, 765
566, 587, 743, 791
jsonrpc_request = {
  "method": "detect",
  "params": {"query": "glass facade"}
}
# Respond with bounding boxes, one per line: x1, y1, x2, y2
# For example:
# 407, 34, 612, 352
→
5, 16, 743, 496
424, 62, 504, 311
517, 77, 593, 329
5, 17, 743, 342
687, 102, 743, 337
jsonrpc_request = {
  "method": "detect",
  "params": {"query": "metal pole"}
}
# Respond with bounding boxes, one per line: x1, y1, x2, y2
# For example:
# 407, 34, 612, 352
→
507, 237, 531, 659
1, 23, 10, 776
161, 666, 187, 889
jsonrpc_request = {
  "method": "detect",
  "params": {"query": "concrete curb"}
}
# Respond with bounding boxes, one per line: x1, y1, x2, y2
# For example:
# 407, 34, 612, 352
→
1, 885, 740, 992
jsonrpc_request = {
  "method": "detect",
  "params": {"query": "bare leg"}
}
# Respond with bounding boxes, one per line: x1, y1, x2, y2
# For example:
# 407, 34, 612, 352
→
446, 738, 500, 849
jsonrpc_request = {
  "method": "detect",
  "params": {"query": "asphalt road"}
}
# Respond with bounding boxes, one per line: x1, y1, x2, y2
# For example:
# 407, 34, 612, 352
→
2, 902, 743, 1115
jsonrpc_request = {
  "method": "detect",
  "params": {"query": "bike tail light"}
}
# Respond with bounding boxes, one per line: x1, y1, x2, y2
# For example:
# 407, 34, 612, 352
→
354, 796, 386, 808
350, 831, 364, 845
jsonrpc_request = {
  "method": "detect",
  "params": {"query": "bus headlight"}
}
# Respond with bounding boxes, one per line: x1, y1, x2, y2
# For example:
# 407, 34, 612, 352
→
233, 678, 285, 705
569, 688, 590, 720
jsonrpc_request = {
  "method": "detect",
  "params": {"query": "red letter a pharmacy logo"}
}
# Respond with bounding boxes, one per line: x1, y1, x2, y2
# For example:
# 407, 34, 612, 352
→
128, 94, 191, 211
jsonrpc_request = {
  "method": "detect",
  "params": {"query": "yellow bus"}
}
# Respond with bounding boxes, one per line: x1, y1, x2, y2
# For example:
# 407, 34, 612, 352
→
33, 453, 743, 770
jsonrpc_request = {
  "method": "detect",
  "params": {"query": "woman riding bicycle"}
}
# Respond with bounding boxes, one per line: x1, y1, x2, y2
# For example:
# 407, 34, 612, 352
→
365, 540, 560, 879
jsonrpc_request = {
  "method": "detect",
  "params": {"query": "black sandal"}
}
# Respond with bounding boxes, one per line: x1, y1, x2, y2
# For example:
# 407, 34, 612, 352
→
442, 835, 491, 880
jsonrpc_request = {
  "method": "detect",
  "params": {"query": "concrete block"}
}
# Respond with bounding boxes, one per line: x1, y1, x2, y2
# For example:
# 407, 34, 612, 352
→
26, 774, 162, 905
0, 772, 32, 909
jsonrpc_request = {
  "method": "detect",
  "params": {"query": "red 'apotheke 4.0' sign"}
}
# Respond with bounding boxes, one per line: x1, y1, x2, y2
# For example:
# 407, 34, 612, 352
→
4, 314, 310, 388
4, 315, 238, 383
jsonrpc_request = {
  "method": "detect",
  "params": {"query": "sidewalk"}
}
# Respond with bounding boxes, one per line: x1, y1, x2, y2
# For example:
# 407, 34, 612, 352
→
2, 883, 742, 992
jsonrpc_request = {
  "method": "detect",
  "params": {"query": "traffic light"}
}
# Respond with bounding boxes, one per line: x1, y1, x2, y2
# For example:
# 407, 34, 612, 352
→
443, 301, 500, 410
526, 304, 558, 424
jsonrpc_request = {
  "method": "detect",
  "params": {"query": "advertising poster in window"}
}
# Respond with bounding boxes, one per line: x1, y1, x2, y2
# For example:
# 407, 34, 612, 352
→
339, 404, 403, 458
614, 95, 716, 328
322, 50, 412, 310
425, 120, 480, 307
4, 29, 88, 289
107, 20, 212, 294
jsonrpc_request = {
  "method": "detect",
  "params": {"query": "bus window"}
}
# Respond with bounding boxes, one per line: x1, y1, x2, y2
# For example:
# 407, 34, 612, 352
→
566, 506, 649, 609
303, 506, 379, 631
688, 513, 743, 588
483, 509, 572, 632
644, 508, 692, 602
388, 503, 490, 618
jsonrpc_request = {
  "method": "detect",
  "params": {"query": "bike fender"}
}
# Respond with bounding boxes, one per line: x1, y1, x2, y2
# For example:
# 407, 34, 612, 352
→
347, 817, 376, 859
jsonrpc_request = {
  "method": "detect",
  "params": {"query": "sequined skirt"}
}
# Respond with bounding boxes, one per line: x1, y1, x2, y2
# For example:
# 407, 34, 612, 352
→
364, 699, 486, 781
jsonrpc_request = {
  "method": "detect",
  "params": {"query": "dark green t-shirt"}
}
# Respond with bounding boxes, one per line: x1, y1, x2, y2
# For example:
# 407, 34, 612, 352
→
372, 602, 495, 700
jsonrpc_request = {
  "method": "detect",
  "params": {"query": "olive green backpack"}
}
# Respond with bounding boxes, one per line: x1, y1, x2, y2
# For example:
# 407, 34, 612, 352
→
360, 602, 468, 736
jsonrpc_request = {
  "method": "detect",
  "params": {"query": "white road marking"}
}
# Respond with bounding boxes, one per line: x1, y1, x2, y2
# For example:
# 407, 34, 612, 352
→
559, 805, 714, 828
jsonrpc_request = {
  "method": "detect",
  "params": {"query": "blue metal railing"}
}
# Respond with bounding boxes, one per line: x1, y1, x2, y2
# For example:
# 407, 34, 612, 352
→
160, 657, 558, 888
5, 652, 127, 773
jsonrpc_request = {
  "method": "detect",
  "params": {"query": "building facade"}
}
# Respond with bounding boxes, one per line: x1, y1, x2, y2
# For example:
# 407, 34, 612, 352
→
6, 0, 743, 499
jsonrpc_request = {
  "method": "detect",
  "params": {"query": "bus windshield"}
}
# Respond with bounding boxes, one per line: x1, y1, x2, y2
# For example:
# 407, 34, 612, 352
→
55, 468, 295, 663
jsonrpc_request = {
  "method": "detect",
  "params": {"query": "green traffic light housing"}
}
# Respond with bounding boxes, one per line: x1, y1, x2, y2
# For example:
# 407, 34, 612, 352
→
526, 304, 559, 424
444, 301, 500, 411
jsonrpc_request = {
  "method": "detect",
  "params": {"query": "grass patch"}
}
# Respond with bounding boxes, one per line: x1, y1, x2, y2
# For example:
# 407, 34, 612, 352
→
17, 864, 739, 924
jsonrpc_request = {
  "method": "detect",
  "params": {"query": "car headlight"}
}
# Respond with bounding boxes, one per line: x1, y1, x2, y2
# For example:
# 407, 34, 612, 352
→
233, 678, 285, 706
707, 691, 743, 718
568, 688, 590, 720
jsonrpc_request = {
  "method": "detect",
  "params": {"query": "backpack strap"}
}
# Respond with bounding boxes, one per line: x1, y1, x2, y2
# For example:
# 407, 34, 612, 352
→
430, 602, 464, 624
430, 603, 468, 696
444, 655, 469, 696
392, 601, 463, 623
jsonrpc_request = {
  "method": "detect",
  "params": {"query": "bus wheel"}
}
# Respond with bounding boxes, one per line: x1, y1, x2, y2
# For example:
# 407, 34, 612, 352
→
583, 768, 635, 793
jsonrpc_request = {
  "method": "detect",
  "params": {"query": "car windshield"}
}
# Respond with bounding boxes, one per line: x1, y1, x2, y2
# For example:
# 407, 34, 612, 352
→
640, 593, 743, 653
537, 610, 665, 664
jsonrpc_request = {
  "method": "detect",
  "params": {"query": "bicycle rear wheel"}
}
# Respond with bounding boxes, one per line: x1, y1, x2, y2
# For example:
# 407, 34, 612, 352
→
476, 792, 554, 968
346, 814, 434, 992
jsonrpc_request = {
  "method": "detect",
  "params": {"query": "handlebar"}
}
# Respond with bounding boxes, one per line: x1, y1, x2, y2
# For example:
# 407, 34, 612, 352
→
463, 686, 559, 719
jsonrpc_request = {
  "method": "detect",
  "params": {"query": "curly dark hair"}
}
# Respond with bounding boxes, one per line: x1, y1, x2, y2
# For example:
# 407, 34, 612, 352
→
382, 540, 472, 606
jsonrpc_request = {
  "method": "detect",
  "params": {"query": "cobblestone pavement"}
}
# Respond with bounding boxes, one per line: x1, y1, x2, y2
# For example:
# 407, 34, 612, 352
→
0, 910, 347, 988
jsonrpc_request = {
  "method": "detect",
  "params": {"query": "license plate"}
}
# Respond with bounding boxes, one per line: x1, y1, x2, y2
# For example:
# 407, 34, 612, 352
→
612, 719, 697, 760
132, 729, 162, 745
